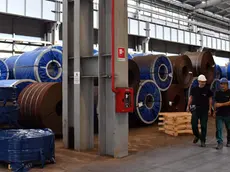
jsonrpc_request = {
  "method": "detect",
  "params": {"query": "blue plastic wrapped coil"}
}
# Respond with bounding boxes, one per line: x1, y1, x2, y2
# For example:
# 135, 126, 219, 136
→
14, 47, 62, 82
214, 65, 222, 79
0, 79, 36, 97
219, 64, 230, 80
0, 59, 9, 80
135, 80, 161, 124
0, 128, 55, 171
52, 45, 63, 52
5, 55, 19, 79
132, 54, 173, 91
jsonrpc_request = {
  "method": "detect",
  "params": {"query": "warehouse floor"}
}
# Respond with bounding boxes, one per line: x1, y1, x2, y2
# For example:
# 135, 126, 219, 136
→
1, 117, 229, 172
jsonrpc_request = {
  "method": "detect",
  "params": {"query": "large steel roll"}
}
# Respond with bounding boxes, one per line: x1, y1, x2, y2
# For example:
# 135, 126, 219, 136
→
14, 47, 62, 82
18, 83, 62, 134
184, 51, 215, 84
161, 84, 186, 112
128, 59, 140, 95
133, 80, 161, 124
219, 64, 230, 80
215, 65, 222, 79
168, 55, 193, 88
5, 55, 19, 79
0, 79, 36, 97
0, 59, 9, 80
132, 54, 173, 91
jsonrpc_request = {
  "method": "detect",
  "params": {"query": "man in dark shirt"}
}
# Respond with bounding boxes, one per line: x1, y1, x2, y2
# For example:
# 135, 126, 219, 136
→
214, 77, 230, 149
187, 74, 212, 147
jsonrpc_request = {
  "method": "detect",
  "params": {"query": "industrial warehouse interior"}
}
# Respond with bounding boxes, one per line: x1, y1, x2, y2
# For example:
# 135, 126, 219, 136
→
0, 0, 230, 171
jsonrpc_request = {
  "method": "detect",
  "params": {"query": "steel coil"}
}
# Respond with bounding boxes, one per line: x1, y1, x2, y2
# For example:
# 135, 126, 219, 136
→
161, 84, 186, 112
184, 51, 215, 84
214, 65, 222, 79
168, 55, 193, 88
18, 82, 62, 134
14, 47, 62, 82
219, 65, 230, 80
132, 54, 173, 91
134, 80, 161, 125
128, 59, 140, 95
5, 56, 18, 79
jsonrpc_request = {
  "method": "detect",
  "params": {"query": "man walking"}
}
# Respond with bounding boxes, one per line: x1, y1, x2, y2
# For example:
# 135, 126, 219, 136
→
187, 74, 212, 147
214, 78, 230, 149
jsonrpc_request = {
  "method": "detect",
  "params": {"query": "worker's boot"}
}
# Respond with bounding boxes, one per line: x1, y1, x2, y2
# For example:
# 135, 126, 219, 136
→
226, 142, 230, 147
201, 141, 206, 147
193, 137, 199, 144
216, 143, 223, 150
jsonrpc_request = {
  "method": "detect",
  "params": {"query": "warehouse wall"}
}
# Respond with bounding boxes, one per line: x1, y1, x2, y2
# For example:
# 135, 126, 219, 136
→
0, 0, 58, 21
0, 13, 56, 57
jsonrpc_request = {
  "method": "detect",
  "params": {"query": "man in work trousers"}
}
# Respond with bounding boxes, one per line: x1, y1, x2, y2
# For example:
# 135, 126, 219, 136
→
187, 74, 212, 147
214, 78, 230, 149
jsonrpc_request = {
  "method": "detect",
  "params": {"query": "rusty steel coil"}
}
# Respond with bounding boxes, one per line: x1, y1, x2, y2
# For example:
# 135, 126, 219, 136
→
184, 51, 215, 84
161, 84, 186, 112
128, 59, 140, 96
168, 55, 193, 89
18, 82, 62, 134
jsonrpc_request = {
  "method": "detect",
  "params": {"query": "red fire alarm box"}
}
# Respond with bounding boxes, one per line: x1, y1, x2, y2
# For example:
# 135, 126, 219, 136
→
115, 87, 134, 113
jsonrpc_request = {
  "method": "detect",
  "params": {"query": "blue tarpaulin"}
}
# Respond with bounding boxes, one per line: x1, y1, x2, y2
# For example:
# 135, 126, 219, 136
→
0, 128, 55, 172
0, 87, 19, 126
14, 47, 62, 82
0, 79, 36, 97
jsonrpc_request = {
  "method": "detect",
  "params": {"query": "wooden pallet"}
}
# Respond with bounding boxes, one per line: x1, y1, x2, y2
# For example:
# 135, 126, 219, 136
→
158, 112, 200, 136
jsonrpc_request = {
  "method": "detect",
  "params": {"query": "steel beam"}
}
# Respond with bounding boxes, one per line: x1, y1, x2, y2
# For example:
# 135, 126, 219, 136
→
63, 0, 94, 151
195, 0, 227, 9
98, 0, 129, 158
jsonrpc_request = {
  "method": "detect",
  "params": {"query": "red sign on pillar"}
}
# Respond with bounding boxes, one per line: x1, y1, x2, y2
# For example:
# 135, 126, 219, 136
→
118, 48, 125, 61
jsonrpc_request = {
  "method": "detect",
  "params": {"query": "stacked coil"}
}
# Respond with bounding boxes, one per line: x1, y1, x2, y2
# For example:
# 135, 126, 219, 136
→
134, 80, 161, 125
168, 55, 193, 88
161, 84, 186, 112
184, 51, 215, 84
18, 82, 62, 134
14, 47, 62, 82
0, 59, 9, 80
132, 54, 173, 91
5, 55, 19, 79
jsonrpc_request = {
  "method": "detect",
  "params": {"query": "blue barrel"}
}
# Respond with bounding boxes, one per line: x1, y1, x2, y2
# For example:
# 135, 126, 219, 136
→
215, 65, 222, 79
14, 47, 62, 82
0, 59, 9, 80
5, 55, 19, 79
0, 79, 36, 97
135, 80, 161, 124
132, 54, 173, 91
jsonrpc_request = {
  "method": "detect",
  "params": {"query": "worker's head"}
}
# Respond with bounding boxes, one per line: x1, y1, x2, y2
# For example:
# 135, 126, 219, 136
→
198, 74, 207, 88
220, 77, 228, 91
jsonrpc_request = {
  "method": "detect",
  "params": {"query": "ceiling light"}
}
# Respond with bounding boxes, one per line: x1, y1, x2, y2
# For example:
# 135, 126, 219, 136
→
202, 1, 206, 4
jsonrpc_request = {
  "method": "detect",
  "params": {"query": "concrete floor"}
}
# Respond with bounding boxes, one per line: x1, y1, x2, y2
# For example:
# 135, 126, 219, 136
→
2, 117, 230, 172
